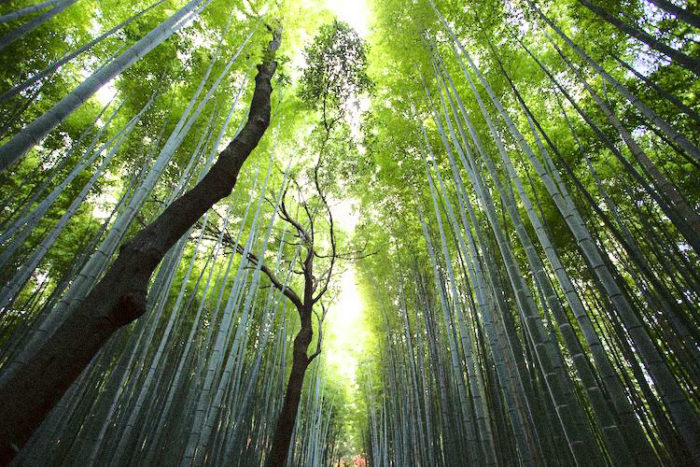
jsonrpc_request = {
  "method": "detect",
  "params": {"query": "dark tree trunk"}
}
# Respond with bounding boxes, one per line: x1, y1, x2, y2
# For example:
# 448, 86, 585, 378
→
266, 311, 313, 467
0, 31, 281, 464
578, 0, 700, 76
648, 0, 700, 29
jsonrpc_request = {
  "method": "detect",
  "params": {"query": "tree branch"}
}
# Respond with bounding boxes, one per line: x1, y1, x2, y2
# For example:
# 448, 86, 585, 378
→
234, 244, 303, 310
307, 302, 328, 363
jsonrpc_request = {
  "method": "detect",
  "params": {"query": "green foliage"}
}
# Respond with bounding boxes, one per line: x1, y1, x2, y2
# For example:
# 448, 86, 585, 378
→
298, 20, 372, 114
1, 0, 699, 463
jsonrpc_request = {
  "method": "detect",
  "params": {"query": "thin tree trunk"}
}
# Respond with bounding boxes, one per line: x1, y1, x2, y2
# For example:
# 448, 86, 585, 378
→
265, 312, 313, 467
647, 0, 700, 28
0, 0, 167, 106
0, 0, 209, 171
0, 0, 77, 51
577, 0, 700, 75
529, 1, 700, 164
0, 0, 62, 24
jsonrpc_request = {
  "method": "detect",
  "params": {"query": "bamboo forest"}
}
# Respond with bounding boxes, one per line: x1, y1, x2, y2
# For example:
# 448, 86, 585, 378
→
1, 0, 700, 465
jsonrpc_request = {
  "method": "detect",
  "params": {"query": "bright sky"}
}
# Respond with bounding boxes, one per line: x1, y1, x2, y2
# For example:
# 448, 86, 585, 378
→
324, 266, 366, 388
325, 0, 371, 37
320, 0, 371, 449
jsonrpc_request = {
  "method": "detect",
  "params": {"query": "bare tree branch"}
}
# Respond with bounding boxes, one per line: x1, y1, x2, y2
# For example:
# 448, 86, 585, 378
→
312, 152, 337, 304
307, 302, 328, 363
236, 245, 303, 310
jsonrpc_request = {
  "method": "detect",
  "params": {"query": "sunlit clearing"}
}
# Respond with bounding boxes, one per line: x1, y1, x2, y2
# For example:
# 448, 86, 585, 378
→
333, 197, 359, 232
326, 191, 363, 384
326, 196, 364, 380
325, 267, 366, 389
95, 78, 117, 106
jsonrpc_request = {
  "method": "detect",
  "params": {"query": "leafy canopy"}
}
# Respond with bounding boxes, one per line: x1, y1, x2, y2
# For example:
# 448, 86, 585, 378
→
298, 20, 372, 116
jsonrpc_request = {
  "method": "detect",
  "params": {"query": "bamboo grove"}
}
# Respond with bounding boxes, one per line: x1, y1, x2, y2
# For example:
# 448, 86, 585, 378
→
358, 0, 700, 465
0, 0, 698, 465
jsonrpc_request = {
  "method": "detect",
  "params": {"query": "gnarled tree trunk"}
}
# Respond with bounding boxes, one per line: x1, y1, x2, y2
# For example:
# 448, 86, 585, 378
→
0, 30, 281, 464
